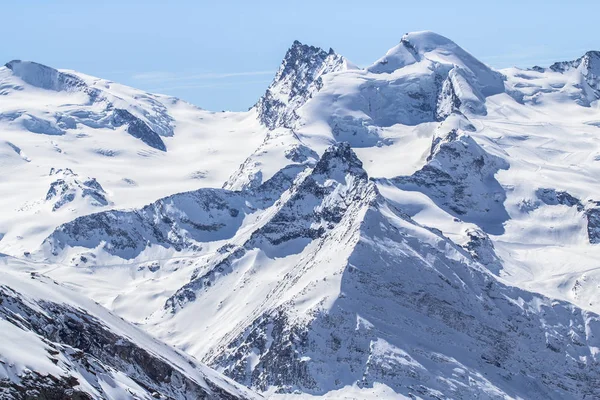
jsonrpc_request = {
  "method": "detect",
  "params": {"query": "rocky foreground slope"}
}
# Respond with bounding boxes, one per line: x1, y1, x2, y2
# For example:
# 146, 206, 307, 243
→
0, 256, 260, 399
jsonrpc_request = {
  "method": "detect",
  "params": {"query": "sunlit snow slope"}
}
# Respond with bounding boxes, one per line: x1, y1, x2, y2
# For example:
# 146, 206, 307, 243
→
2, 31, 600, 399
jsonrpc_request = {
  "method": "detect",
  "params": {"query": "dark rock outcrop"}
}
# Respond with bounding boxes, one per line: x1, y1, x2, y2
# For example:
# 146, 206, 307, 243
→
255, 41, 346, 129
112, 108, 167, 151
391, 127, 509, 234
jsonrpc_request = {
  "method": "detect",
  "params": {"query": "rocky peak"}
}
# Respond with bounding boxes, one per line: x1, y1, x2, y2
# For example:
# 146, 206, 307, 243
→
282, 41, 337, 73
549, 51, 600, 94
45, 168, 110, 212
549, 51, 600, 73
254, 40, 347, 129
312, 142, 366, 178
392, 124, 509, 234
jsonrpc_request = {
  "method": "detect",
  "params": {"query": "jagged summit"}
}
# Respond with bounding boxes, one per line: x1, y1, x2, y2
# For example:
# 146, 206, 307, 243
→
254, 40, 349, 129
288, 40, 336, 60
549, 50, 600, 73
312, 141, 365, 177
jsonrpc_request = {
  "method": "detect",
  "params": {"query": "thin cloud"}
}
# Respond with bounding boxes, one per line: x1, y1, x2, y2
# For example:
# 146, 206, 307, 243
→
132, 71, 176, 81
148, 79, 273, 92
132, 70, 275, 83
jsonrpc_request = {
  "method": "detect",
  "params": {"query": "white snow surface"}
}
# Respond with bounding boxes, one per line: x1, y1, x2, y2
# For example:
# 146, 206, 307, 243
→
0, 255, 260, 399
2, 31, 600, 399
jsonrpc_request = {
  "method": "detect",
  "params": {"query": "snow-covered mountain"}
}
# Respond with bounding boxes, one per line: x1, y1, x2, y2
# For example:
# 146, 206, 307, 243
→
3, 31, 600, 399
0, 255, 259, 400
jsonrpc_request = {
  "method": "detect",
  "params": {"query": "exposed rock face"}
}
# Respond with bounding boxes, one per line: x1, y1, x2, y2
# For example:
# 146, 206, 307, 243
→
0, 372, 91, 400
548, 51, 600, 104
462, 228, 503, 274
112, 108, 167, 151
0, 270, 259, 400
536, 187, 583, 210
436, 71, 463, 120
46, 168, 110, 212
391, 125, 509, 234
255, 41, 347, 130
44, 188, 248, 259
586, 202, 600, 244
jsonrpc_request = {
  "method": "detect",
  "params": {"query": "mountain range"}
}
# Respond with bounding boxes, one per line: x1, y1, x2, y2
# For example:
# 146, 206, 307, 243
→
1, 31, 600, 399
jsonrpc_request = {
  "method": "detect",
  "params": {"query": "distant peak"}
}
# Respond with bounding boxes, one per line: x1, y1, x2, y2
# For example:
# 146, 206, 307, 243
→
367, 31, 461, 74
285, 40, 336, 61
254, 40, 347, 130
399, 31, 457, 51
549, 50, 600, 73
5, 59, 22, 69
5, 59, 86, 92
585, 50, 600, 58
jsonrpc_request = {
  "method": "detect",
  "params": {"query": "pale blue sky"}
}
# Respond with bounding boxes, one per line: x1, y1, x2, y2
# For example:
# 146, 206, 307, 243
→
2, 0, 599, 111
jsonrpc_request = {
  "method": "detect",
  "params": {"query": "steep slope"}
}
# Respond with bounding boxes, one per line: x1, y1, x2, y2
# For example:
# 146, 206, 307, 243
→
291, 31, 505, 151
163, 145, 600, 400
387, 114, 510, 234
0, 257, 259, 400
254, 41, 352, 130
41, 143, 600, 399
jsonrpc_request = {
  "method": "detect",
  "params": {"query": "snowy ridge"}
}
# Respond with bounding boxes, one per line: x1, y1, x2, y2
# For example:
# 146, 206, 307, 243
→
2, 60, 173, 151
176, 145, 600, 399
3, 31, 600, 399
40, 143, 600, 399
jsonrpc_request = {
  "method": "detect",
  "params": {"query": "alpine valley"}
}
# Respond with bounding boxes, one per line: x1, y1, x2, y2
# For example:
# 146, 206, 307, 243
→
1, 31, 600, 399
